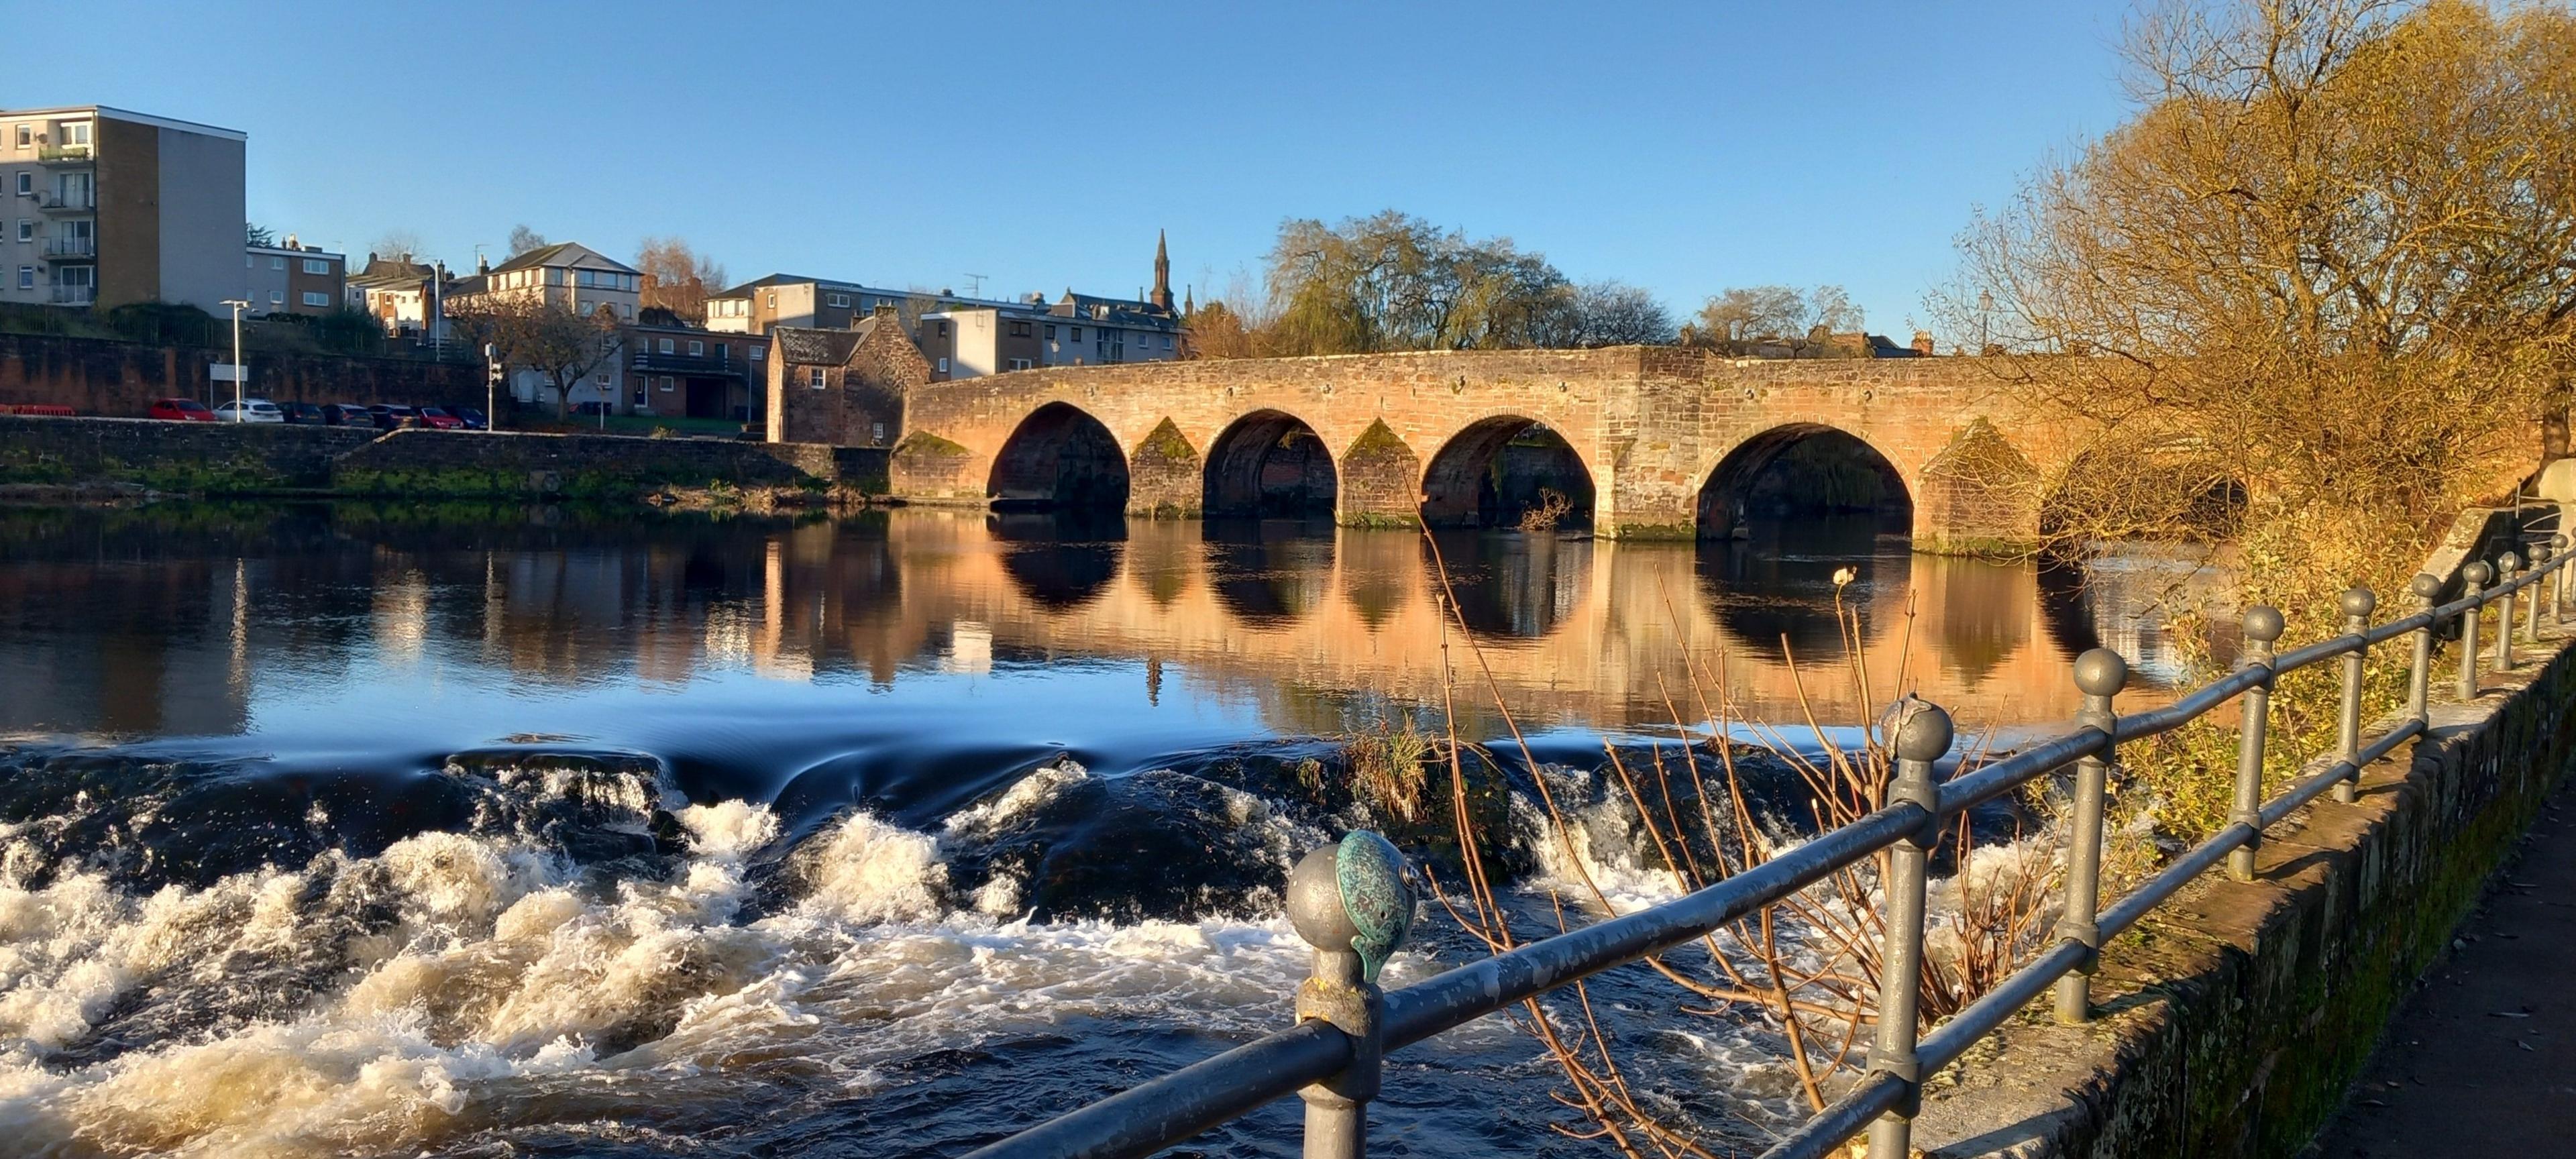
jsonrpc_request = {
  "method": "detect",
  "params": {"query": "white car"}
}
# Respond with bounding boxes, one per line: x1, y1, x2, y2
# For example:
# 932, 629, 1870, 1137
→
212, 398, 286, 424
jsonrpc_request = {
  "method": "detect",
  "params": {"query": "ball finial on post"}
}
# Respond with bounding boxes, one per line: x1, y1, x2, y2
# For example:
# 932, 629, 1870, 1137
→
2410, 573, 2443, 602
2500, 550, 2522, 573
2340, 588, 2376, 620
2463, 560, 2493, 586
1890, 698, 1954, 763
2073, 648, 2129, 698
2243, 605, 2286, 645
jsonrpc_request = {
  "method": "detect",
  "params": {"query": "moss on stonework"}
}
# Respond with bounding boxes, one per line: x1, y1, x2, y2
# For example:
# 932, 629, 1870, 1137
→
1135, 418, 1196, 461
1599, 521, 1695, 541
1344, 419, 1411, 459
895, 431, 969, 457
1338, 510, 1419, 529
1917, 533, 2041, 559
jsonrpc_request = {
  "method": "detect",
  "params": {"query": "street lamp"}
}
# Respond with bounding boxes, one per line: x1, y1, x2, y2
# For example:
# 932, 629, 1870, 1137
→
219, 299, 249, 417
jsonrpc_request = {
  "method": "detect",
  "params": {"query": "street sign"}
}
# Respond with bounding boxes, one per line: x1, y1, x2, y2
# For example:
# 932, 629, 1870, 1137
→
210, 364, 247, 383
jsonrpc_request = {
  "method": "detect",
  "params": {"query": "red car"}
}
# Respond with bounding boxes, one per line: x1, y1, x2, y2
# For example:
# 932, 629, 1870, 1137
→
148, 398, 216, 422
412, 406, 465, 430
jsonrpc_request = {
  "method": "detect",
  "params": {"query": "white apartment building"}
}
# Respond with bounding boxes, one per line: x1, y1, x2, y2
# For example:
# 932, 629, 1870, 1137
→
1, 105, 246, 311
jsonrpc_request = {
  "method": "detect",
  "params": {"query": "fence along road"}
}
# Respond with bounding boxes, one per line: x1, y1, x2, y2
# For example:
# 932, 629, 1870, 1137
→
959, 534, 2575, 1159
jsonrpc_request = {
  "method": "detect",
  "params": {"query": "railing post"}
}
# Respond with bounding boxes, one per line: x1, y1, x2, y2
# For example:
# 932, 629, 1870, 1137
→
1866, 698, 1951, 1159
2408, 573, 2439, 726
2494, 551, 2520, 671
2229, 606, 2284, 882
2555, 535, 2571, 626
2458, 561, 2490, 700
2332, 588, 2374, 805
2054, 649, 2125, 1024
2527, 543, 2550, 643
1287, 833, 1415, 1159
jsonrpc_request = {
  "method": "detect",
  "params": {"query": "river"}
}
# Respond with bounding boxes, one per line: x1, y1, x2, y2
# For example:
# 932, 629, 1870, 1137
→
0, 502, 2219, 1157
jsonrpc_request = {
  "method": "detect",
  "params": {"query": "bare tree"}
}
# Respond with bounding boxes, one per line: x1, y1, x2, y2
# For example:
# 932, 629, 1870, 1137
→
447, 295, 625, 420
1682, 284, 1864, 353
634, 237, 729, 325
1560, 280, 1676, 347
370, 229, 428, 264
505, 225, 549, 258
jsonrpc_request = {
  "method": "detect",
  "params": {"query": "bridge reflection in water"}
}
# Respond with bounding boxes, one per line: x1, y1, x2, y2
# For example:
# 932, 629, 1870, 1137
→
0, 504, 2216, 744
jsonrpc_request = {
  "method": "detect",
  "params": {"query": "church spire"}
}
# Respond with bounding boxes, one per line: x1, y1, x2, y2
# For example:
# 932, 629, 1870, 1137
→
1148, 229, 1174, 313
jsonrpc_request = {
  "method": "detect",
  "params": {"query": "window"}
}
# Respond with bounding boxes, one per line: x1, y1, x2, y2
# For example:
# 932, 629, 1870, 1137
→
1007, 357, 1033, 370
303, 258, 330, 275
659, 338, 675, 354
750, 346, 765, 362
271, 256, 285, 270
596, 372, 611, 386
269, 290, 284, 304
1163, 335, 1173, 349
660, 376, 675, 392
934, 322, 949, 338
826, 292, 851, 308
1008, 321, 1031, 337
1069, 327, 1082, 342
245, 254, 254, 268
871, 422, 886, 445
808, 368, 826, 389
13, 173, 28, 197
936, 357, 949, 373
687, 340, 704, 356
15, 219, 28, 243
1044, 325, 1056, 340
60, 122, 89, 148
15, 267, 30, 290
12, 125, 26, 148
303, 291, 329, 307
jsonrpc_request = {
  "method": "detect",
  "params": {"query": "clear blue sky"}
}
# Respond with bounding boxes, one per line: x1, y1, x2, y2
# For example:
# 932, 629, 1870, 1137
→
17, 1, 2133, 336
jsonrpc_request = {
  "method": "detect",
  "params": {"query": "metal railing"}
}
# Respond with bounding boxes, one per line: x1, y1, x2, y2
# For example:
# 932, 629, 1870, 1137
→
40, 237, 95, 260
964, 533, 2575, 1159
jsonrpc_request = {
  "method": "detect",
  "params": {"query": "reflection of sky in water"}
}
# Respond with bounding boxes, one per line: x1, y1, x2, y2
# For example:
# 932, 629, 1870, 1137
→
0, 504, 2223, 776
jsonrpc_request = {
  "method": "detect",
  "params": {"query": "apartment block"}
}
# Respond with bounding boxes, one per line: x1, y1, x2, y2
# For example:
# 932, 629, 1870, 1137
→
445, 241, 643, 323
243, 235, 346, 317
706, 274, 926, 334
916, 233, 1185, 380
1, 105, 247, 311
619, 323, 765, 421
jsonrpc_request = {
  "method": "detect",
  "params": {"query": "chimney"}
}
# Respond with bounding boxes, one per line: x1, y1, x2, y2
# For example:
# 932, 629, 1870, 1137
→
478, 254, 490, 276
1911, 330, 1935, 355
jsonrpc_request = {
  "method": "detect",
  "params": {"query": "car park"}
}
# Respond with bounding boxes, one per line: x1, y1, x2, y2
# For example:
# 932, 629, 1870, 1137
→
448, 406, 490, 431
414, 406, 465, 430
148, 398, 216, 422
274, 401, 325, 425
322, 403, 374, 427
212, 399, 286, 424
368, 404, 417, 430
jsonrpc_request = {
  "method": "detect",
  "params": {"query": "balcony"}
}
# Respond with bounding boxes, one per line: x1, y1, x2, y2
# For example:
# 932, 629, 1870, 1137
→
49, 285, 95, 307
36, 145, 93, 165
41, 237, 95, 261
36, 191, 93, 214
629, 350, 745, 378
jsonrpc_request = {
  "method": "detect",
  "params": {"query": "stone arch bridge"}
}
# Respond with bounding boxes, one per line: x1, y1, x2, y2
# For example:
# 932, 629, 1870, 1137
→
889, 347, 2084, 553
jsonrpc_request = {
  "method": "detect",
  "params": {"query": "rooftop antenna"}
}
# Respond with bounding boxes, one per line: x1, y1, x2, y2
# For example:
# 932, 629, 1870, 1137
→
962, 273, 987, 298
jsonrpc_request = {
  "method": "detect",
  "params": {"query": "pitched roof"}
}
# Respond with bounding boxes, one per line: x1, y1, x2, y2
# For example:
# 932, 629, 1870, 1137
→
489, 241, 639, 276
774, 325, 865, 366
348, 258, 433, 288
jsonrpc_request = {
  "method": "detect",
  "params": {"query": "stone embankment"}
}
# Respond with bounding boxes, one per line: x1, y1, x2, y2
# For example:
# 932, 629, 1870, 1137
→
1915, 625, 2576, 1156
0, 415, 889, 501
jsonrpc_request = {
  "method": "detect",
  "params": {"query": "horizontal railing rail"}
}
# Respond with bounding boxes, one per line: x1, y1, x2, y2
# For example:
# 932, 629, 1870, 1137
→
963, 532, 2573, 1159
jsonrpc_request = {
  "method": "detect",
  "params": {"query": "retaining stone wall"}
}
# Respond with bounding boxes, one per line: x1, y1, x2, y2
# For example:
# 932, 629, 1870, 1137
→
1917, 634, 2576, 1156
331, 430, 886, 498
0, 414, 378, 490
0, 332, 482, 417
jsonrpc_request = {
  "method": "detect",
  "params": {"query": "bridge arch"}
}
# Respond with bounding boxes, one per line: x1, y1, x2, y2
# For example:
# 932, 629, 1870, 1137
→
1696, 424, 1912, 541
1419, 415, 1597, 530
988, 402, 1130, 512
1203, 409, 1337, 518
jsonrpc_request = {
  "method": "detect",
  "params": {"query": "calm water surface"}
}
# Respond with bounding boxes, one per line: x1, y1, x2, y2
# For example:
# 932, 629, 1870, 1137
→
0, 503, 2216, 1158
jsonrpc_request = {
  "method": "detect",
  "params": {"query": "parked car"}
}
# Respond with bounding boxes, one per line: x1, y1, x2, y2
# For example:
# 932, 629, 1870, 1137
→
413, 406, 465, 431
449, 406, 490, 431
321, 403, 374, 427
274, 401, 325, 425
212, 399, 286, 424
368, 404, 417, 430
148, 398, 216, 423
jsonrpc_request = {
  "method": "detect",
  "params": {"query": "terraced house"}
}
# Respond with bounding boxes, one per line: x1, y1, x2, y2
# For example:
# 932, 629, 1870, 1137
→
1, 105, 246, 311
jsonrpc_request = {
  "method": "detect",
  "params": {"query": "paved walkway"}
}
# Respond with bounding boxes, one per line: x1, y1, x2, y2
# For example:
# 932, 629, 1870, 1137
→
2306, 773, 2576, 1157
